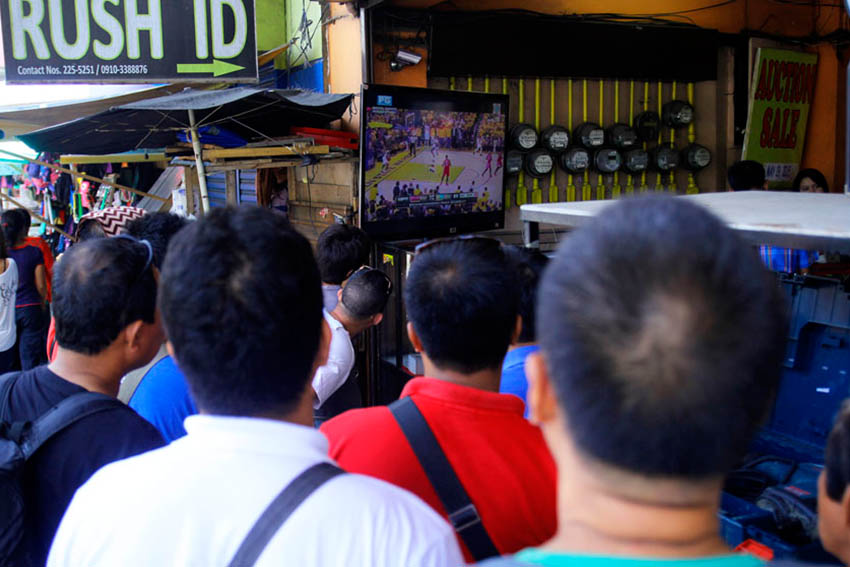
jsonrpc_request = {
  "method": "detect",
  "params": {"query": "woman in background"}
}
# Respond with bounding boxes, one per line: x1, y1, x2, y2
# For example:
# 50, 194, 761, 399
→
793, 168, 829, 193
2, 210, 47, 370
0, 228, 18, 373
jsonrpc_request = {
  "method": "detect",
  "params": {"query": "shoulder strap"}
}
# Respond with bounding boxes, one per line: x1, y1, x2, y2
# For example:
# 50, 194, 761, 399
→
227, 462, 345, 567
18, 391, 122, 459
388, 396, 500, 561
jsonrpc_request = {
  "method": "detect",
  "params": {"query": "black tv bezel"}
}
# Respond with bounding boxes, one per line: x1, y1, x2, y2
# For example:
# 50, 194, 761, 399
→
358, 84, 508, 242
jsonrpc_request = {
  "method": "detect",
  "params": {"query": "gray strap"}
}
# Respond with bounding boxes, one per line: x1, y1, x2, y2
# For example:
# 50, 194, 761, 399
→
226, 462, 345, 567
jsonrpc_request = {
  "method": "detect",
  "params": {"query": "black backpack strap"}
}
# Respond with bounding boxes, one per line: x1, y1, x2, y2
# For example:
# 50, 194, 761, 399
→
18, 392, 121, 459
389, 396, 500, 561
227, 462, 345, 567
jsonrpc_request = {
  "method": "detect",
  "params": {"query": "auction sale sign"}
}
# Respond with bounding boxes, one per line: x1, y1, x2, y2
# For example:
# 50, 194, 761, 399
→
742, 48, 818, 189
0, 0, 258, 83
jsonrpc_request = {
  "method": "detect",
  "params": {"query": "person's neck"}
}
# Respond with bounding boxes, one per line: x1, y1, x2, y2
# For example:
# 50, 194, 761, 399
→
421, 357, 501, 392
330, 306, 370, 337
49, 348, 125, 397
508, 341, 536, 352
544, 469, 729, 559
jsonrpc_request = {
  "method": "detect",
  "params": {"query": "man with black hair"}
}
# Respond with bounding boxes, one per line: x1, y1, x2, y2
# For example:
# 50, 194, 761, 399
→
2, 237, 165, 567
120, 213, 195, 442
315, 223, 371, 312
727, 160, 768, 191
481, 196, 787, 567
48, 207, 462, 567
499, 246, 548, 415
313, 267, 391, 424
322, 237, 557, 561
819, 402, 850, 564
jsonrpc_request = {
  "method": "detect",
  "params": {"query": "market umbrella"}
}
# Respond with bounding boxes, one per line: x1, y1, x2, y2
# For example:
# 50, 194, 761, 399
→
18, 87, 353, 211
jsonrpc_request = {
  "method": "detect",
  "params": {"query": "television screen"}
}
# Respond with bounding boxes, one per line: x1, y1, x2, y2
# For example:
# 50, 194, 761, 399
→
359, 84, 508, 241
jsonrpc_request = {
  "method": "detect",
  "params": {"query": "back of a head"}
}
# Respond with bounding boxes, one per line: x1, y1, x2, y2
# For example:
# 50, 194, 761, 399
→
793, 168, 830, 193
1, 209, 26, 247
727, 160, 766, 191
340, 268, 391, 320
316, 224, 371, 285
405, 239, 519, 374
12, 208, 31, 233
538, 196, 787, 479
159, 207, 323, 417
53, 237, 157, 355
124, 212, 190, 268
504, 245, 549, 344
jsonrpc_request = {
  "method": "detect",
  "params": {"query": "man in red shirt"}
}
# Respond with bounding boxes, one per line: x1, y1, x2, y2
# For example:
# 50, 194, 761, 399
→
321, 237, 556, 562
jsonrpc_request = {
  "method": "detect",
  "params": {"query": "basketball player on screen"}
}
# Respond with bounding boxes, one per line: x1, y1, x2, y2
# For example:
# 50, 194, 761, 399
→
440, 155, 452, 185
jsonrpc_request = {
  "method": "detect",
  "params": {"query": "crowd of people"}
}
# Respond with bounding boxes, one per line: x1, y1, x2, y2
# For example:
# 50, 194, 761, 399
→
2, 191, 850, 567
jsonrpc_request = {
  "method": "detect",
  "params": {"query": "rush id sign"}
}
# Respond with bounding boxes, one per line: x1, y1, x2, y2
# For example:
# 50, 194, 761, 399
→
742, 48, 818, 188
0, 1, 257, 83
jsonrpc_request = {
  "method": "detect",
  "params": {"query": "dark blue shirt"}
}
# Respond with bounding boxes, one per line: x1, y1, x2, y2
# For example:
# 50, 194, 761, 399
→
500, 345, 539, 418
129, 355, 197, 443
8, 245, 43, 307
2, 366, 164, 566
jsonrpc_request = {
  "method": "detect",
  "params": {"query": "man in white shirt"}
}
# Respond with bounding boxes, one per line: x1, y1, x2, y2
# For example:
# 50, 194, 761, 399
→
47, 207, 462, 567
313, 267, 391, 418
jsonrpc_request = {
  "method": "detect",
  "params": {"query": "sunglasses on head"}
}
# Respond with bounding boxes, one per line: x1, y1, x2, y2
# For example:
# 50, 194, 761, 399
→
413, 234, 503, 256
113, 234, 154, 282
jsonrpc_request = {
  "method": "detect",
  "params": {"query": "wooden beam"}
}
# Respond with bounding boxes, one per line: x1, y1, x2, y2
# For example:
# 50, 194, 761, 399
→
203, 145, 331, 160
0, 193, 76, 241
225, 171, 238, 205
0, 148, 168, 203
60, 153, 168, 165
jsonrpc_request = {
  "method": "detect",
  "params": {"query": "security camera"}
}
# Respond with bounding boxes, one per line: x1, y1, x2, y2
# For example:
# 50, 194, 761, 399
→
395, 50, 422, 66
390, 49, 422, 71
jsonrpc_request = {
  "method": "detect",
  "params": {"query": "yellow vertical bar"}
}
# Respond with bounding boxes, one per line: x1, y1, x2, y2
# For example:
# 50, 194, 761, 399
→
612, 79, 621, 199
484, 76, 490, 93
567, 78, 576, 202
530, 78, 542, 204
549, 79, 559, 203
626, 80, 635, 194
596, 79, 605, 201
656, 81, 663, 192
582, 79, 590, 202
450, 77, 456, 90
468, 75, 473, 91
516, 78, 526, 208
686, 82, 699, 194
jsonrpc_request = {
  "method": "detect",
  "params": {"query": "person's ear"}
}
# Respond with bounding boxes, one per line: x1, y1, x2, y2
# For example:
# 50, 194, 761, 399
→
165, 340, 177, 363
372, 313, 384, 327
124, 320, 146, 352
841, 483, 850, 529
337, 287, 343, 302
407, 322, 423, 353
526, 351, 559, 426
511, 315, 523, 345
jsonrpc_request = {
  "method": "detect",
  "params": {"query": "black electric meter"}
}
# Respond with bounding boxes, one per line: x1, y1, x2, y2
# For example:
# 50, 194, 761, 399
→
505, 150, 525, 175
510, 123, 539, 150
652, 144, 680, 171
540, 125, 570, 152
682, 143, 712, 171
634, 111, 661, 142
622, 148, 649, 174
559, 147, 590, 174
524, 149, 555, 178
662, 100, 695, 129
573, 122, 605, 149
606, 123, 639, 149
593, 148, 622, 174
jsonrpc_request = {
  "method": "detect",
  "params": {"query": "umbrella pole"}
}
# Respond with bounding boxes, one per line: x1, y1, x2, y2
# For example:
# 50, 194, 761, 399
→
188, 109, 211, 214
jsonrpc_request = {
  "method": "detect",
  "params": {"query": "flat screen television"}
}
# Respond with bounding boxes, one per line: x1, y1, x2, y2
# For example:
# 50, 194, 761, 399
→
359, 84, 508, 241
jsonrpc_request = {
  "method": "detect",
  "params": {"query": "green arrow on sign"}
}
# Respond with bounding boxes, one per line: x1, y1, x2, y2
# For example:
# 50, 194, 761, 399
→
176, 60, 246, 77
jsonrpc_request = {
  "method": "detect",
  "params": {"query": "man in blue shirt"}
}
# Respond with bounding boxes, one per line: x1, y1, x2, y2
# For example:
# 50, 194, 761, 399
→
500, 246, 548, 415
129, 355, 196, 443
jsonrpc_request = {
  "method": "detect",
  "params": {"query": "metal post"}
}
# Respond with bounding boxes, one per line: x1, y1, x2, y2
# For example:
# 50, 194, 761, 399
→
188, 109, 211, 213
